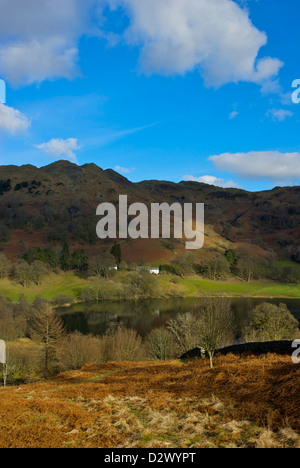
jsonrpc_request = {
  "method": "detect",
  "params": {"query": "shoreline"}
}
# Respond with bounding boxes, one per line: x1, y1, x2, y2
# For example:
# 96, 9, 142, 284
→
1, 271, 300, 303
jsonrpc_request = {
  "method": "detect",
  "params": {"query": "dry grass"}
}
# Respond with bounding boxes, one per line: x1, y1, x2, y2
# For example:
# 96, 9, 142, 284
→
0, 355, 299, 448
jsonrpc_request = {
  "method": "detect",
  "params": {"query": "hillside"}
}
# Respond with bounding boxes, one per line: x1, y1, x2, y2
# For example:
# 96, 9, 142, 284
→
0, 355, 299, 448
0, 161, 300, 263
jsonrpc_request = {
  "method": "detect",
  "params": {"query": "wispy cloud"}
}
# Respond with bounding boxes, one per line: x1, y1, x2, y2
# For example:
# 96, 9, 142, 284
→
229, 111, 239, 120
115, 165, 132, 174
35, 138, 80, 163
82, 123, 157, 150
183, 174, 242, 189
266, 108, 294, 122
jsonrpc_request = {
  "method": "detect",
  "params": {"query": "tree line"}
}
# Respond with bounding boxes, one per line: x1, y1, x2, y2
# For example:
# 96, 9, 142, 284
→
1, 242, 300, 293
0, 244, 122, 288
161, 247, 300, 283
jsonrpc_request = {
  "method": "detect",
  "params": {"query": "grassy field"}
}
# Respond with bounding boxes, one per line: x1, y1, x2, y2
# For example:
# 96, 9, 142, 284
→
159, 276, 300, 299
0, 355, 299, 448
0, 273, 87, 302
1, 272, 300, 302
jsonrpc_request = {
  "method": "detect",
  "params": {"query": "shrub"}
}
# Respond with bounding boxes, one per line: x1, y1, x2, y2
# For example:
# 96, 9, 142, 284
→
243, 302, 299, 342
53, 294, 74, 306
145, 327, 178, 360
58, 333, 103, 370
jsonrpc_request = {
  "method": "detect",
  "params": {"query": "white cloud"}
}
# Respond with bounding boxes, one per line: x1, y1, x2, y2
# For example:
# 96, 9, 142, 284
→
115, 165, 131, 174
35, 138, 80, 163
0, 0, 283, 89
108, 0, 283, 87
229, 111, 239, 120
0, 0, 95, 86
267, 109, 294, 122
209, 151, 300, 181
0, 40, 79, 87
0, 103, 30, 133
183, 174, 241, 189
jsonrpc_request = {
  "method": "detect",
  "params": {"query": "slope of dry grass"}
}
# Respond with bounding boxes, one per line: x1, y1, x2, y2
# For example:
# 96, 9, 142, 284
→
0, 355, 299, 448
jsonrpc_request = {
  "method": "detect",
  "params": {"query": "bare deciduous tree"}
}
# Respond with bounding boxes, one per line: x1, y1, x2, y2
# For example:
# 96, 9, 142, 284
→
10, 260, 32, 287
236, 247, 257, 283
88, 253, 115, 278
145, 327, 177, 360
168, 312, 200, 354
168, 312, 204, 355
30, 260, 48, 286
207, 256, 230, 281
109, 326, 145, 362
196, 298, 235, 369
168, 300, 235, 368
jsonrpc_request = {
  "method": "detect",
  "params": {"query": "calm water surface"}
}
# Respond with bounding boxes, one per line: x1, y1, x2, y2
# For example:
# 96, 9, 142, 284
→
59, 297, 300, 337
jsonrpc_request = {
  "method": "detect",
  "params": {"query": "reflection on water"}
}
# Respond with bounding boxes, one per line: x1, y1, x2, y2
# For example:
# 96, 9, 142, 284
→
59, 297, 300, 337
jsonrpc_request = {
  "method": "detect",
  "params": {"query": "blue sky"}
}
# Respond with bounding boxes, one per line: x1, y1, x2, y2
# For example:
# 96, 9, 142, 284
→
0, 0, 300, 191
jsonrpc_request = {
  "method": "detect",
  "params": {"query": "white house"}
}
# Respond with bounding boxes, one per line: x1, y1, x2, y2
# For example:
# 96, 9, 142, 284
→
136, 266, 160, 275
149, 267, 160, 275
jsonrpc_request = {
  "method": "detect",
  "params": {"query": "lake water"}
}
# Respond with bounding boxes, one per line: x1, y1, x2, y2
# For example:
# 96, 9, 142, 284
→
59, 297, 300, 337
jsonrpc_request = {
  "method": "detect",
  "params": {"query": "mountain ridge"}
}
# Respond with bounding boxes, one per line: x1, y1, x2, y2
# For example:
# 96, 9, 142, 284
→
0, 160, 300, 263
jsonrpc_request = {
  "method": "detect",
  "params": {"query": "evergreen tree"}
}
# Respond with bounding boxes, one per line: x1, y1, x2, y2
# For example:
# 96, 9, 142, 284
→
60, 242, 70, 271
71, 249, 88, 271
224, 249, 238, 269
29, 303, 66, 377
110, 242, 122, 264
